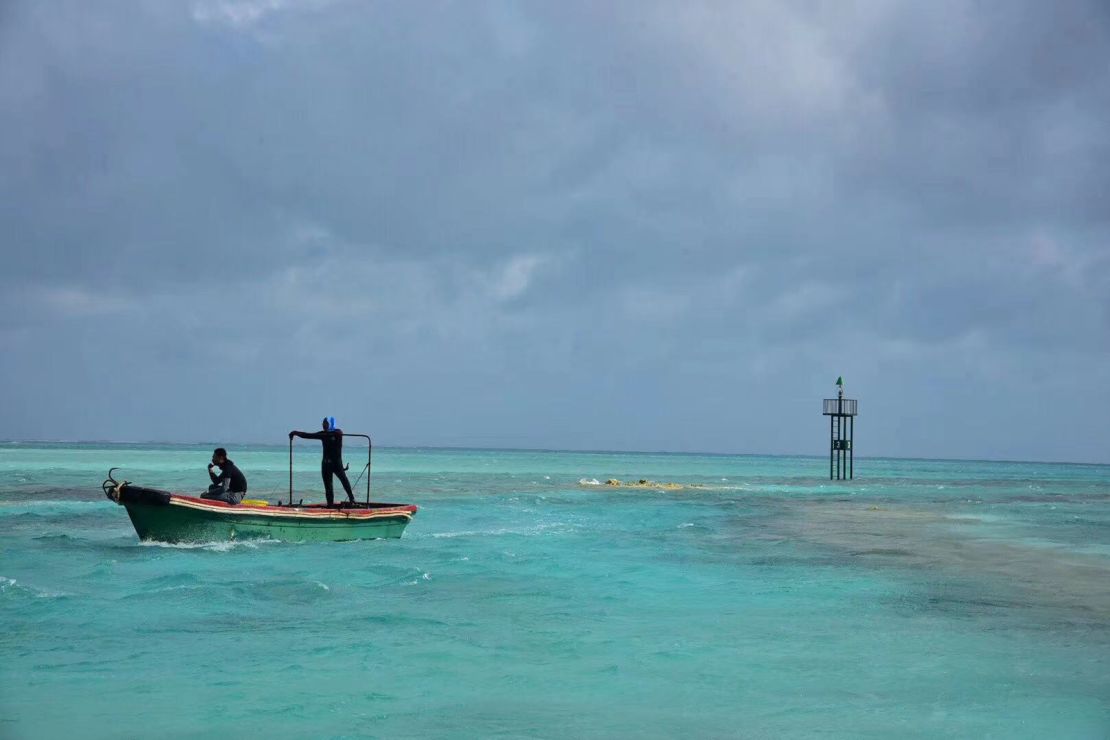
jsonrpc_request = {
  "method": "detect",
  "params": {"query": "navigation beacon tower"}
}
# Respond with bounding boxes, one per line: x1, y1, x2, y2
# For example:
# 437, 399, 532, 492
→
823, 376, 858, 480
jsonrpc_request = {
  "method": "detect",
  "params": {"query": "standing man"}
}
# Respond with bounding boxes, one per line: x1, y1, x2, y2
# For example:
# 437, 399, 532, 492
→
204, 448, 248, 504
290, 417, 355, 507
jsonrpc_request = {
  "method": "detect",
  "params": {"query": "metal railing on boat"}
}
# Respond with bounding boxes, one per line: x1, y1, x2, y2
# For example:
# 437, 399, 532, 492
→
288, 433, 373, 507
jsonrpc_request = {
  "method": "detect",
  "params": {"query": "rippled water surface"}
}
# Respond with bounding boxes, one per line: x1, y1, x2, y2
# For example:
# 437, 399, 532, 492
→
2, 443, 1109, 738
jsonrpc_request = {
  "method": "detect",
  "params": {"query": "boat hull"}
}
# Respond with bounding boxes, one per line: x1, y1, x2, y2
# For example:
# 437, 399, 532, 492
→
124, 500, 414, 543
105, 481, 416, 543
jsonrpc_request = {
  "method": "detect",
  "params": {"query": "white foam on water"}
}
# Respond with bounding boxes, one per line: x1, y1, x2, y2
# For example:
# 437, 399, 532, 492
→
148, 583, 205, 594
0, 575, 69, 599
425, 522, 574, 539
138, 538, 282, 552
578, 478, 601, 486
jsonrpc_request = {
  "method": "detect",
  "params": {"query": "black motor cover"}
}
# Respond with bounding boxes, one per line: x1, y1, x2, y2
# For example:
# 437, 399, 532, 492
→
116, 484, 172, 507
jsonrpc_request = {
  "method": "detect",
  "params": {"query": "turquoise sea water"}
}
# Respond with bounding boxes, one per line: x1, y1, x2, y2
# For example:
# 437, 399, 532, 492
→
2, 442, 1109, 738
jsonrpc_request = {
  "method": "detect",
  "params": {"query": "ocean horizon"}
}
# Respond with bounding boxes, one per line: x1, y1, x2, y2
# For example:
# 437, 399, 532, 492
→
3, 438, 1106, 468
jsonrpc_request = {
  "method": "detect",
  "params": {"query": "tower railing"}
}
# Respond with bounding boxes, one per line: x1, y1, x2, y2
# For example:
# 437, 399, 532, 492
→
822, 398, 858, 416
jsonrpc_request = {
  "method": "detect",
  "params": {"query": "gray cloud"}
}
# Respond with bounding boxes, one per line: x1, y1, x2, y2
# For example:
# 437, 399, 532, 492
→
1, 0, 1108, 461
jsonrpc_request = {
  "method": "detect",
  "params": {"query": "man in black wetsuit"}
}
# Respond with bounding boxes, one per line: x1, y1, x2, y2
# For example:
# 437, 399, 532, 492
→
289, 417, 355, 507
204, 448, 248, 504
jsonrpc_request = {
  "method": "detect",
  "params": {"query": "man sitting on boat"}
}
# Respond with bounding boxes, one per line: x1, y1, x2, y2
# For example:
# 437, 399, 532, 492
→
204, 448, 248, 505
289, 417, 355, 507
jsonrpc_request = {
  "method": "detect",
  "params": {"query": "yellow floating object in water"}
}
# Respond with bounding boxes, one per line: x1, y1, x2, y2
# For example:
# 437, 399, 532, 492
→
598, 478, 685, 490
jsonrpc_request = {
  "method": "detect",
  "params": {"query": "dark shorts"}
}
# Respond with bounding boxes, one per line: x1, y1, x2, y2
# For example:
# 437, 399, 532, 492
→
203, 484, 244, 505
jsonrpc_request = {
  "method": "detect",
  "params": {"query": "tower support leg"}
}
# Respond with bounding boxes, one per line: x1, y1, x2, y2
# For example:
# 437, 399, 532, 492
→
849, 416, 854, 480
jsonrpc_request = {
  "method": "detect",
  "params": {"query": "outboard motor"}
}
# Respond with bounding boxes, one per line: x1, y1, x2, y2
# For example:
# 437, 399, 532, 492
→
102, 469, 172, 506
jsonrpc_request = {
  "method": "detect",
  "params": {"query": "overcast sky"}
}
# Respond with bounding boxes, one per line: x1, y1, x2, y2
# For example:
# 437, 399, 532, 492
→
1, 1, 1108, 461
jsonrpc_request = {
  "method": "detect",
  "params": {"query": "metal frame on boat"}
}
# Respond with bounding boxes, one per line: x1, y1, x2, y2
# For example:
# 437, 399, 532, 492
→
288, 432, 374, 506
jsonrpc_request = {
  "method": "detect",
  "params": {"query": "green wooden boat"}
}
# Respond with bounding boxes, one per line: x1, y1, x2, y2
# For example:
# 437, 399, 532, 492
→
102, 434, 417, 543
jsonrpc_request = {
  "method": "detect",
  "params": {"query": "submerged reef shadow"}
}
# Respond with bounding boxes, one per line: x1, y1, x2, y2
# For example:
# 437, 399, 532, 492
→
765, 500, 1110, 629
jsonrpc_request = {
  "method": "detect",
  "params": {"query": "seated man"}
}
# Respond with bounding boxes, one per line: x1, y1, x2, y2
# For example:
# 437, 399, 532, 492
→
202, 448, 248, 505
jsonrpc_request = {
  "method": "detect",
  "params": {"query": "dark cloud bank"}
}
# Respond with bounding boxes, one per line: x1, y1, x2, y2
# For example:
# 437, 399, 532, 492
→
1, 0, 1108, 461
